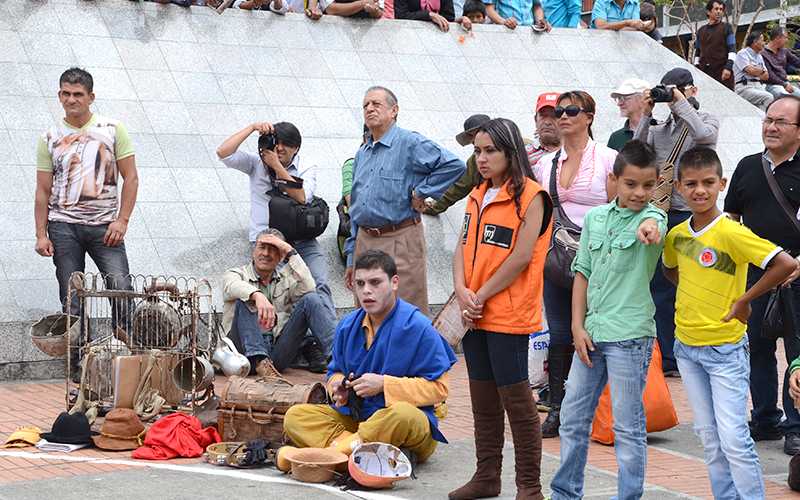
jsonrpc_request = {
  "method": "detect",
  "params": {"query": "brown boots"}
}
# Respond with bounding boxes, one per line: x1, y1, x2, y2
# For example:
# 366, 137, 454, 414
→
448, 379, 505, 500
449, 379, 543, 500
499, 381, 544, 500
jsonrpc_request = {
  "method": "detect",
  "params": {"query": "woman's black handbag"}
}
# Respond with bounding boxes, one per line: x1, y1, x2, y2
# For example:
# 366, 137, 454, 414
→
267, 177, 329, 242
543, 152, 582, 289
763, 286, 796, 340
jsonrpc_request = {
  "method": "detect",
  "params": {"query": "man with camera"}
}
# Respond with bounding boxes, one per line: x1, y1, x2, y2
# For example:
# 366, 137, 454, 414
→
734, 31, 774, 111
216, 121, 333, 367
634, 67, 720, 376
344, 86, 466, 316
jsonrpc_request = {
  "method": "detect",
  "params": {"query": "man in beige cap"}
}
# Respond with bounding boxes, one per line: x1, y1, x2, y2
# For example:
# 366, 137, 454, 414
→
607, 78, 650, 151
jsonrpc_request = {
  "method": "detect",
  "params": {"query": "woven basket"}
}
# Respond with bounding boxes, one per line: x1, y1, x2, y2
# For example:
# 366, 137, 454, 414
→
29, 314, 79, 358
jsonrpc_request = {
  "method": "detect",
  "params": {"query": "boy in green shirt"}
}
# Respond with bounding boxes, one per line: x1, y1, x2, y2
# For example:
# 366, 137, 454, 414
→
662, 147, 796, 499
550, 140, 666, 500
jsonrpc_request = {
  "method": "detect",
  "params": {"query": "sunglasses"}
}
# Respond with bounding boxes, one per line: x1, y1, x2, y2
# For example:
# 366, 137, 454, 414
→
554, 105, 588, 118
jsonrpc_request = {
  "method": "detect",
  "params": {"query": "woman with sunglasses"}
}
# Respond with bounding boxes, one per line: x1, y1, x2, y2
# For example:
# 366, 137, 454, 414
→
532, 90, 618, 439
450, 118, 553, 500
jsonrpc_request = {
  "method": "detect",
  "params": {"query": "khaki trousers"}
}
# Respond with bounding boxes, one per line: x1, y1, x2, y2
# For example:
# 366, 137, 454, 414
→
283, 402, 438, 463
354, 221, 429, 316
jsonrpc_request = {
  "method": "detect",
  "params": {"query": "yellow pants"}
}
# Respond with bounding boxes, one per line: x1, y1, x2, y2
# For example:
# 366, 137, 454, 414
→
283, 402, 438, 463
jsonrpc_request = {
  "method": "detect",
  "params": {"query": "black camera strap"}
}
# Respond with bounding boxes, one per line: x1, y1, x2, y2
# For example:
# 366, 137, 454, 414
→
272, 176, 304, 190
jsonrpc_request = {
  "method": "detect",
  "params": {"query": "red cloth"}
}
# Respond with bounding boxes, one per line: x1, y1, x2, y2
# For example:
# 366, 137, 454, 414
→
131, 413, 220, 460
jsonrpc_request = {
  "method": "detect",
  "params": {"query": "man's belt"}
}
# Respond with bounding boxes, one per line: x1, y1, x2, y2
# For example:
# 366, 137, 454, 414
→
362, 216, 420, 237
737, 78, 760, 85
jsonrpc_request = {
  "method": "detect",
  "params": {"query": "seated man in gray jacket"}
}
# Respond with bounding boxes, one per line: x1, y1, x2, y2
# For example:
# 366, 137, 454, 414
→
222, 228, 336, 376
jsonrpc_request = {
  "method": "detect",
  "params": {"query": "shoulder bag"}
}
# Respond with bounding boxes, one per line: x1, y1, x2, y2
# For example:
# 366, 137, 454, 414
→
267, 176, 330, 242
543, 151, 582, 289
760, 156, 799, 341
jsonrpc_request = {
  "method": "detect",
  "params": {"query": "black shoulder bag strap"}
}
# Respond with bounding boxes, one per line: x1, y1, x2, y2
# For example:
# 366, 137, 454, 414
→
761, 156, 800, 237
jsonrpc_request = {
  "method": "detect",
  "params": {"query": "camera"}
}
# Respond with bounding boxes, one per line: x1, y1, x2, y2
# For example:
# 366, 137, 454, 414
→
258, 133, 277, 151
649, 85, 674, 103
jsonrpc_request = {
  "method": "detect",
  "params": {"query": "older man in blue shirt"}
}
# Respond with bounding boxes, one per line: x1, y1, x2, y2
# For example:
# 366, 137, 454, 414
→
591, 0, 652, 32
344, 86, 465, 316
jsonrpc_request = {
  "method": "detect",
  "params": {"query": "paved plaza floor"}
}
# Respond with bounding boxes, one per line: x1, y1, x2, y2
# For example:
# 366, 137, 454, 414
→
0, 353, 798, 499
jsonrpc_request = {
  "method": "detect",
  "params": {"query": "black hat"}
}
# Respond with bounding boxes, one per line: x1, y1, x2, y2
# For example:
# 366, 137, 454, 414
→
661, 68, 694, 88
41, 411, 97, 445
455, 114, 491, 146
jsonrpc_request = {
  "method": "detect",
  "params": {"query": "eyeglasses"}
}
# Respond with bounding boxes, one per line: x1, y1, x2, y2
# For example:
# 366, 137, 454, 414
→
554, 105, 587, 118
612, 94, 638, 104
762, 117, 800, 128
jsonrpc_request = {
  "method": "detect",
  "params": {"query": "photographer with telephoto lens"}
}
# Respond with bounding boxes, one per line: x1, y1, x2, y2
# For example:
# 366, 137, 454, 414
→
634, 67, 719, 377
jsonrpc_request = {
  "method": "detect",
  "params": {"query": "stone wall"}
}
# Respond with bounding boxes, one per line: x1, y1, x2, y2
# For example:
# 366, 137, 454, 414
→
0, 0, 764, 379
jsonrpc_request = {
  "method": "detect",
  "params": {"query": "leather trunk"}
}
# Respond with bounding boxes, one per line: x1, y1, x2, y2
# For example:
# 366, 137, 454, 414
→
218, 376, 327, 414
217, 407, 286, 445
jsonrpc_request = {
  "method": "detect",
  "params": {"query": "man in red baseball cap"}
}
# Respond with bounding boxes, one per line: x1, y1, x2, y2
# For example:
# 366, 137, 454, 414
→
425, 93, 561, 215
526, 92, 562, 167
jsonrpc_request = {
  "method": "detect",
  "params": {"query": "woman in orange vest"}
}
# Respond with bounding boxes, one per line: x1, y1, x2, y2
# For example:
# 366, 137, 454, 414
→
449, 118, 553, 500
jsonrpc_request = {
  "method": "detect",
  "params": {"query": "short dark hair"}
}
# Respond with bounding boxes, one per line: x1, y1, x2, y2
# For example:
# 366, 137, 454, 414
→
770, 26, 787, 39
274, 122, 302, 149
640, 2, 656, 21
612, 140, 658, 177
59, 67, 93, 93
354, 250, 397, 279
462, 0, 486, 16
705, 0, 724, 11
746, 31, 763, 48
677, 147, 723, 180
767, 94, 800, 123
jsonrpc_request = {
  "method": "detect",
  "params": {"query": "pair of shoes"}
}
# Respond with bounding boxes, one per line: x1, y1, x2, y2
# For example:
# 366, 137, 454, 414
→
786, 433, 800, 455
663, 369, 681, 378
749, 421, 783, 441
301, 339, 328, 374
540, 408, 560, 438
255, 358, 281, 378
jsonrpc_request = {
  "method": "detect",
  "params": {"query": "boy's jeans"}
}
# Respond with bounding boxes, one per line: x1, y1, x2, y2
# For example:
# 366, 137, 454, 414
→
674, 338, 765, 500
551, 337, 654, 500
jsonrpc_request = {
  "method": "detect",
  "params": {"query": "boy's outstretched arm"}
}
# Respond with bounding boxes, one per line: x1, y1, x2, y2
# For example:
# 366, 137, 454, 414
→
571, 272, 594, 368
724, 252, 798, 323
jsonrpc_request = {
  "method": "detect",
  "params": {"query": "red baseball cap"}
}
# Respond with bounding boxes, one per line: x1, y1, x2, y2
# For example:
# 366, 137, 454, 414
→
536, 92, 560, 113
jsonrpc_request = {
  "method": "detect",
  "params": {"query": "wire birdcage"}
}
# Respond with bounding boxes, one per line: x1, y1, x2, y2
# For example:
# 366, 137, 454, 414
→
65, 272, 215, 416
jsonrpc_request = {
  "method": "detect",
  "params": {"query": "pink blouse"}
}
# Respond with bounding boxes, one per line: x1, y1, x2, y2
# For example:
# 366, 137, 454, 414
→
533, 140, 617, 228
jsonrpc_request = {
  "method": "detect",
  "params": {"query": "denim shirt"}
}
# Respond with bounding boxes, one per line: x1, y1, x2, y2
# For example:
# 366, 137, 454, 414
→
345, 124, 466, 265
571, 201, 666, 342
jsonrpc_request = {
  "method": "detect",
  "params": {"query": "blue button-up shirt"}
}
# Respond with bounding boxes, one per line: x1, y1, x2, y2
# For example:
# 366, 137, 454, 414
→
483, 0, 534, 26
591, 0, 639, 28
544, 0, 581, 28
345, 124, 466, 266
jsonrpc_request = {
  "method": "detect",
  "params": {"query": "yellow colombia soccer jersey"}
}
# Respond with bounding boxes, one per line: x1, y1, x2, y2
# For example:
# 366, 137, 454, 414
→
662, 214, 782, 346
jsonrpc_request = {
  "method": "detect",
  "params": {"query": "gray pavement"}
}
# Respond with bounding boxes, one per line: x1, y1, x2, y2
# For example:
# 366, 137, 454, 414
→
0, 438, 699, 500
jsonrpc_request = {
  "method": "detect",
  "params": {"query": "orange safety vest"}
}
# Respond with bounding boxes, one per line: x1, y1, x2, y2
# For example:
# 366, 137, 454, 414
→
461, 178, 552, 335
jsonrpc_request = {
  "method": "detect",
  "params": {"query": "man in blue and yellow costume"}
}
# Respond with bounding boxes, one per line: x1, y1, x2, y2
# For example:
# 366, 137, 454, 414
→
284, 250, 457, 462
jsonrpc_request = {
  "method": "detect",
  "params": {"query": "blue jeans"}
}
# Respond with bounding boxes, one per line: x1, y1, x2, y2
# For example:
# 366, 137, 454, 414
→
651, 209, 691, 372
230, 292, 336, 372
293, 238, 334, 315
543, 278, 572, 347
746, 265, 800, 434
674, 338, 765, 499
48, 221, 133, 332
551, 337, 654, 500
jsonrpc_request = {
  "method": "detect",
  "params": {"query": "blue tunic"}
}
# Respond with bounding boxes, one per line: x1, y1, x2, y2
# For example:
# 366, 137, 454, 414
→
328, 299, 458, 443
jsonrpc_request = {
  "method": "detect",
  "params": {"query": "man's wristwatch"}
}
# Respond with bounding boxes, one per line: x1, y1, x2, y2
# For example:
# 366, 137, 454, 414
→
283, 249, 298, 262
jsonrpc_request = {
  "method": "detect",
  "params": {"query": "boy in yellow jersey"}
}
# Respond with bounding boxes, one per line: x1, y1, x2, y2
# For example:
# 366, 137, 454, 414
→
662, 147, 797, 499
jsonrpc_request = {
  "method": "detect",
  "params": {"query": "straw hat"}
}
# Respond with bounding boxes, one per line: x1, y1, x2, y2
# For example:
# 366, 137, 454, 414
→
91, 409, 146, 451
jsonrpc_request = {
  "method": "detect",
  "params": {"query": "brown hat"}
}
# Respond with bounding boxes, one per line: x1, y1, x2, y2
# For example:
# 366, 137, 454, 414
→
92, 409, 146, 451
